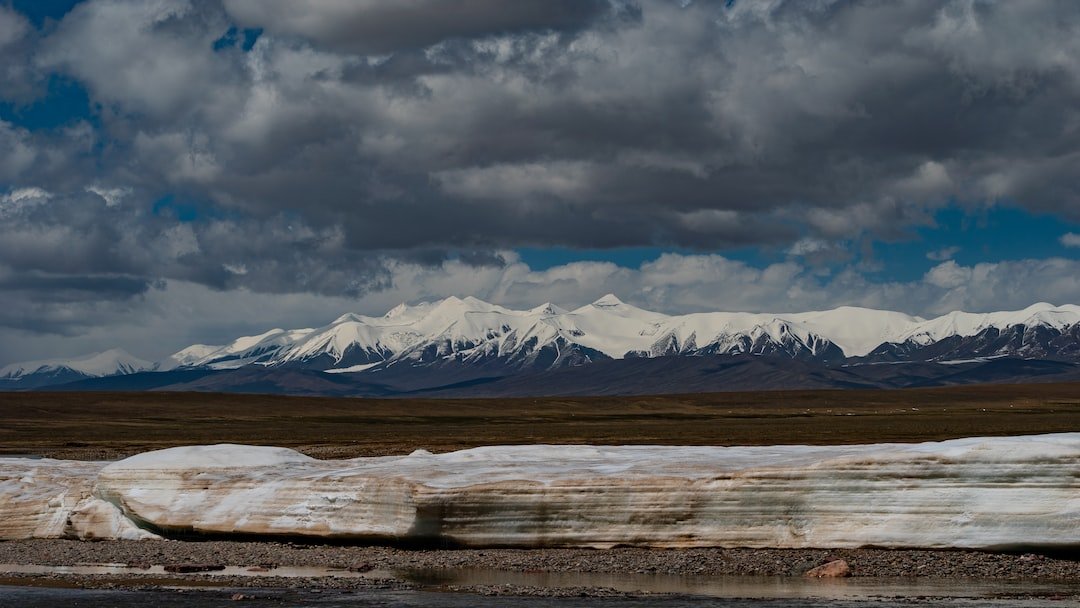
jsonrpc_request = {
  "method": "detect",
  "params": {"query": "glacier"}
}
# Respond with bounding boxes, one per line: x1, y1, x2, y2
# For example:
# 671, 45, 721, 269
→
2, 434, 1077, 549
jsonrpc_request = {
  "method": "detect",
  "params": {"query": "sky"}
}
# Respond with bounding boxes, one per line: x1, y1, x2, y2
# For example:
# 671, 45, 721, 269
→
1, 0, 1080, 364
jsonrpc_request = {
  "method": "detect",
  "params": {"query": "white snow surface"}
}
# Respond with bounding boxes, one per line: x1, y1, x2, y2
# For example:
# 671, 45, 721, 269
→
0, 349, 152, 380
156, 328, 313, 371
3, 434, 1077, 549
323, 363, 381, 374
153, 297, 1080, 371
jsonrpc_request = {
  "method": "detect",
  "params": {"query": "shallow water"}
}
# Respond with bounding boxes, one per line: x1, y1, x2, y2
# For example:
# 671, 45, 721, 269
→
400, 567, 1080, 601
0, 562, 393, 579
0, 586, 1076, 608
1, 563, 1077, 606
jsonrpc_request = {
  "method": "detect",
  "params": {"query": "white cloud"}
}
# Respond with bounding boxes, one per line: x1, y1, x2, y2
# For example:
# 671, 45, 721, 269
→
927, 246, 961, 261
1, 186, 51, 204
86, 185, 132, 207
0, 186, 50, 216
1061, 233, 1080, 248
924, 260, 970, 289
38, 0, 239, 119
223, 263, 248, 275
894, 161, 953, 199
787, 238, 831, 256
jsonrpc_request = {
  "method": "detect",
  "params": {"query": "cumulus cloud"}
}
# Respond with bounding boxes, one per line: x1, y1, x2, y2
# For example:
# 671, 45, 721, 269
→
37, 0, 241, 119
17, 0, 1080, 254
1061, 233, 1080, 248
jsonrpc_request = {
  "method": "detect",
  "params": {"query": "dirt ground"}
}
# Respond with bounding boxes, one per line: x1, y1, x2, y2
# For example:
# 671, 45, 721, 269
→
1, 383, 1077, 460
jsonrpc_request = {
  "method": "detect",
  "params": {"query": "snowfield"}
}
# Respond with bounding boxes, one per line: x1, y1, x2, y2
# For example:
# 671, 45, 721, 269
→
2, 434, 1077, 549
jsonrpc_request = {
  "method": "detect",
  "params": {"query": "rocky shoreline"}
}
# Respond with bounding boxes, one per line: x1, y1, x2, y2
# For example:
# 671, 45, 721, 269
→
1, 541, 1078, 601
1, 540, 1078, 580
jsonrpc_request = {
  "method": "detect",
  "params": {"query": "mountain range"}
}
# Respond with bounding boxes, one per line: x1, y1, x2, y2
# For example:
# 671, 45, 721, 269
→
5, 296, 1080, 396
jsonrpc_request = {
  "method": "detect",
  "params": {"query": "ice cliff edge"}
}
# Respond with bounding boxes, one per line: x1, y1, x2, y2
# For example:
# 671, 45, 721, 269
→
2, 434, 1077, 549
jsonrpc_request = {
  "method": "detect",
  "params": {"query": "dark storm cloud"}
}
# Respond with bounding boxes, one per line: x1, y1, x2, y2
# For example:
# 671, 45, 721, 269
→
1, 0, 1080, 345
0, 272, 154, 299
0, 189, 394, 312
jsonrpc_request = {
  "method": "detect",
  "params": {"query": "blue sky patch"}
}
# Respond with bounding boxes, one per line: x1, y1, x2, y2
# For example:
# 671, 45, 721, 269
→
9, 0, 83, 28
0, 75, 95, 130
518, 204, 1080, 282
213, 26, 263, 52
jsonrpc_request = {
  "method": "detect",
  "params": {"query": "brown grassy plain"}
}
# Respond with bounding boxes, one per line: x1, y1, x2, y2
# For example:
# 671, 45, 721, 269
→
1, 383, 1078, 460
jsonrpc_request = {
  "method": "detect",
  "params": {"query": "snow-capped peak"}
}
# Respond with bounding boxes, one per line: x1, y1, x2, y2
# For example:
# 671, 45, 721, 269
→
1, 349, 151, 380
897, 303, 1080, 347
430, 295, 500, 314
591, 293, 624, 307
530, 302, 567, 316
141, 298, 1080, 374
384, 303, 410, 319
596, 291, 622, 306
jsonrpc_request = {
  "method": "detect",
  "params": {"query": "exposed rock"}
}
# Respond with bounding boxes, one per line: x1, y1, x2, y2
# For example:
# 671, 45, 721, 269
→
805, 559, 850, 578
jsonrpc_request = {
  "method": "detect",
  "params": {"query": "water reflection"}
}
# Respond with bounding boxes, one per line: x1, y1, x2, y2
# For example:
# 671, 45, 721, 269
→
399, 567, 1080, 600
1, 562, 1076, 601
0, 585, 1076, 608
0, 563, 394, 580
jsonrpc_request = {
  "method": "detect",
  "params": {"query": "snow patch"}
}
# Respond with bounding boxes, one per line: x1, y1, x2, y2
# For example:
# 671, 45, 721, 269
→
324, 363, 381, 374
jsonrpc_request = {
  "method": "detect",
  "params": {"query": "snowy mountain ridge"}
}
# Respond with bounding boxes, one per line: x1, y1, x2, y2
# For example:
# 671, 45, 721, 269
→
5, 298, 1080, 390
155, 296, 1080, 373
0, 349, 151, 383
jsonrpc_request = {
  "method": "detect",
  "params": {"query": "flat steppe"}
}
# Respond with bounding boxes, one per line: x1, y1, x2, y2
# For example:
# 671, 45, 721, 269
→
1, 383, 1078, 460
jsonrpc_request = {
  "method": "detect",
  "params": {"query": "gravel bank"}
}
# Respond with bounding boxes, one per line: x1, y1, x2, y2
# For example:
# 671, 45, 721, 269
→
0, 540, 1076, 580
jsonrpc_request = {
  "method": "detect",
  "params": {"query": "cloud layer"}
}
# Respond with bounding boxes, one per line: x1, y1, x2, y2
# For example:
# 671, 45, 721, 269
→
1, 0, 1080, 361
